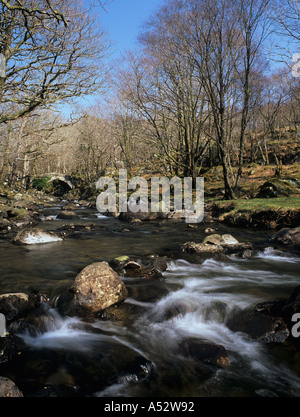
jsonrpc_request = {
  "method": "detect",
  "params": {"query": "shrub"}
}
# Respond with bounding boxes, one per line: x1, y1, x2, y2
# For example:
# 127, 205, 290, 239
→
31, 176, 52, 191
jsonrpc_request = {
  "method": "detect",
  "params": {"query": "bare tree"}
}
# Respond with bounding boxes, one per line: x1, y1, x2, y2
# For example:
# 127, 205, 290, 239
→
185, 0, 244, 199
272, 0, 300, 42
0, 0, 109, 124
233, 0, 270, 191
0, 110, 76, 185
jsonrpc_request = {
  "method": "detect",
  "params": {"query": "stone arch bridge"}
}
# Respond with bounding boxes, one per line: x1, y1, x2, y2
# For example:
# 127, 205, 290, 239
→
46, 173, 76, 190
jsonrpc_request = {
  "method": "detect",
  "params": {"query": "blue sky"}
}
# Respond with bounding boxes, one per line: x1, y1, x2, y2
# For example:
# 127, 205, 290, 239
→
100, 0, 163, 56
63, 0, 164, 112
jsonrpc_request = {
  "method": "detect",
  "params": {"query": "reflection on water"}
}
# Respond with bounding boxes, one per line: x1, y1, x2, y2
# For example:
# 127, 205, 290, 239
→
0, 206, 300, 397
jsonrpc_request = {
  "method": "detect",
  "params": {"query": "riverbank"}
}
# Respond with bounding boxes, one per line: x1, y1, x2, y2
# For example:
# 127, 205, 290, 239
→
206, 198, 300, 230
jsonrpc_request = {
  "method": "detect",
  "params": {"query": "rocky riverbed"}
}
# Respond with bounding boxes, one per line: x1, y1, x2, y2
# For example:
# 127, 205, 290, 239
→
0, 191, 300, 397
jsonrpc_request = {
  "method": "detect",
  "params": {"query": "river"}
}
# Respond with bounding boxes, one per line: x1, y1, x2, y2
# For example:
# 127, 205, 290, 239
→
0, 203, 299, 397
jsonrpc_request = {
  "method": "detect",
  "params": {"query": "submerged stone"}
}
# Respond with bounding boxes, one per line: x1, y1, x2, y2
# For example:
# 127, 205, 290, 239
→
178, 338, 230, 368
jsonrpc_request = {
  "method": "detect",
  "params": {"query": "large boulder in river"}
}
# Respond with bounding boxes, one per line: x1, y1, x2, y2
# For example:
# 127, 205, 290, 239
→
57, 262, 128, 318
0, 377, 23, 397
269, 226, 300, 250
13, 228, 63, 245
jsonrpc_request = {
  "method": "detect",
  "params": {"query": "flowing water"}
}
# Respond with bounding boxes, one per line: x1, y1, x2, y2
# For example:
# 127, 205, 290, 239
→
0, 204, 300, 397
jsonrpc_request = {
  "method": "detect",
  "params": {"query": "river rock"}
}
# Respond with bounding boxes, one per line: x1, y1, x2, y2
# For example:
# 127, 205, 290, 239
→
0, 292, 38, 322
0, 218, 12, 233
275, 286, 300, 335
57, 262, 128, 318
57, 210, 80, 220
150, 301, 190, 323
119, 210, 167, 222
7, 207, 33, 222
0, 377, 23, 397
167, 210, 199, 222
269, 226, 300, 250
110, 255, 168, 279
13, 228, 63, 245
178, 338, 230, 368
0, 334, 28, 365
226, 304, 290, 344
181, 234, 252, 259
181, 241, 224, 255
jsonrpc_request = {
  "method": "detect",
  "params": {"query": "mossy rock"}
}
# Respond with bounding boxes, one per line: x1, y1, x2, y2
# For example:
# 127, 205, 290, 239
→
7, 208, 32, 221
256, 179, 299, 198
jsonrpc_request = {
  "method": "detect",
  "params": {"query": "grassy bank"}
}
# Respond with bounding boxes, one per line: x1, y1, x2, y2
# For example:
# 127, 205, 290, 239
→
207, 197, 300, 229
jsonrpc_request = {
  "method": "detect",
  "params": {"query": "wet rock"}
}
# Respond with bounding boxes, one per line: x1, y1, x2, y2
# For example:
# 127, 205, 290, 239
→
151, 301, 190, 323
277, 286, 300, 335
57, 210, 80, 220
13, 228, 63, 245
57, 262, 128, 318
178, 338, 230, 368
167, 210, 198, 222
0, 218, 12, 233
181, 241, 224, 255
244, 313, 289, 343
110, 255, 168, 279
240, 248, 253, 259
101, 303, 141, 327
5, 206, 40, 229
204, 227, 217, 234
130, 218, 143, 225
13, 339, 153, 397
0, 377, 23, 397
0, 334, 29, 365
203, 301, 228, 323
227, 305, 290, 344
126, 278, 170, 303
61, 204, 80, 211
181, 234, 252, 258
7, 208, 33, 222
7, 302, 53, 337
0, 292, 39, 322
119, 210, 166, 222
203, 233, 238, 246
269, 226, 300, 250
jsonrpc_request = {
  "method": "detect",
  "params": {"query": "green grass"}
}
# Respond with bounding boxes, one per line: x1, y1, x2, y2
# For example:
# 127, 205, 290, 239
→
213, 197, 300, 213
